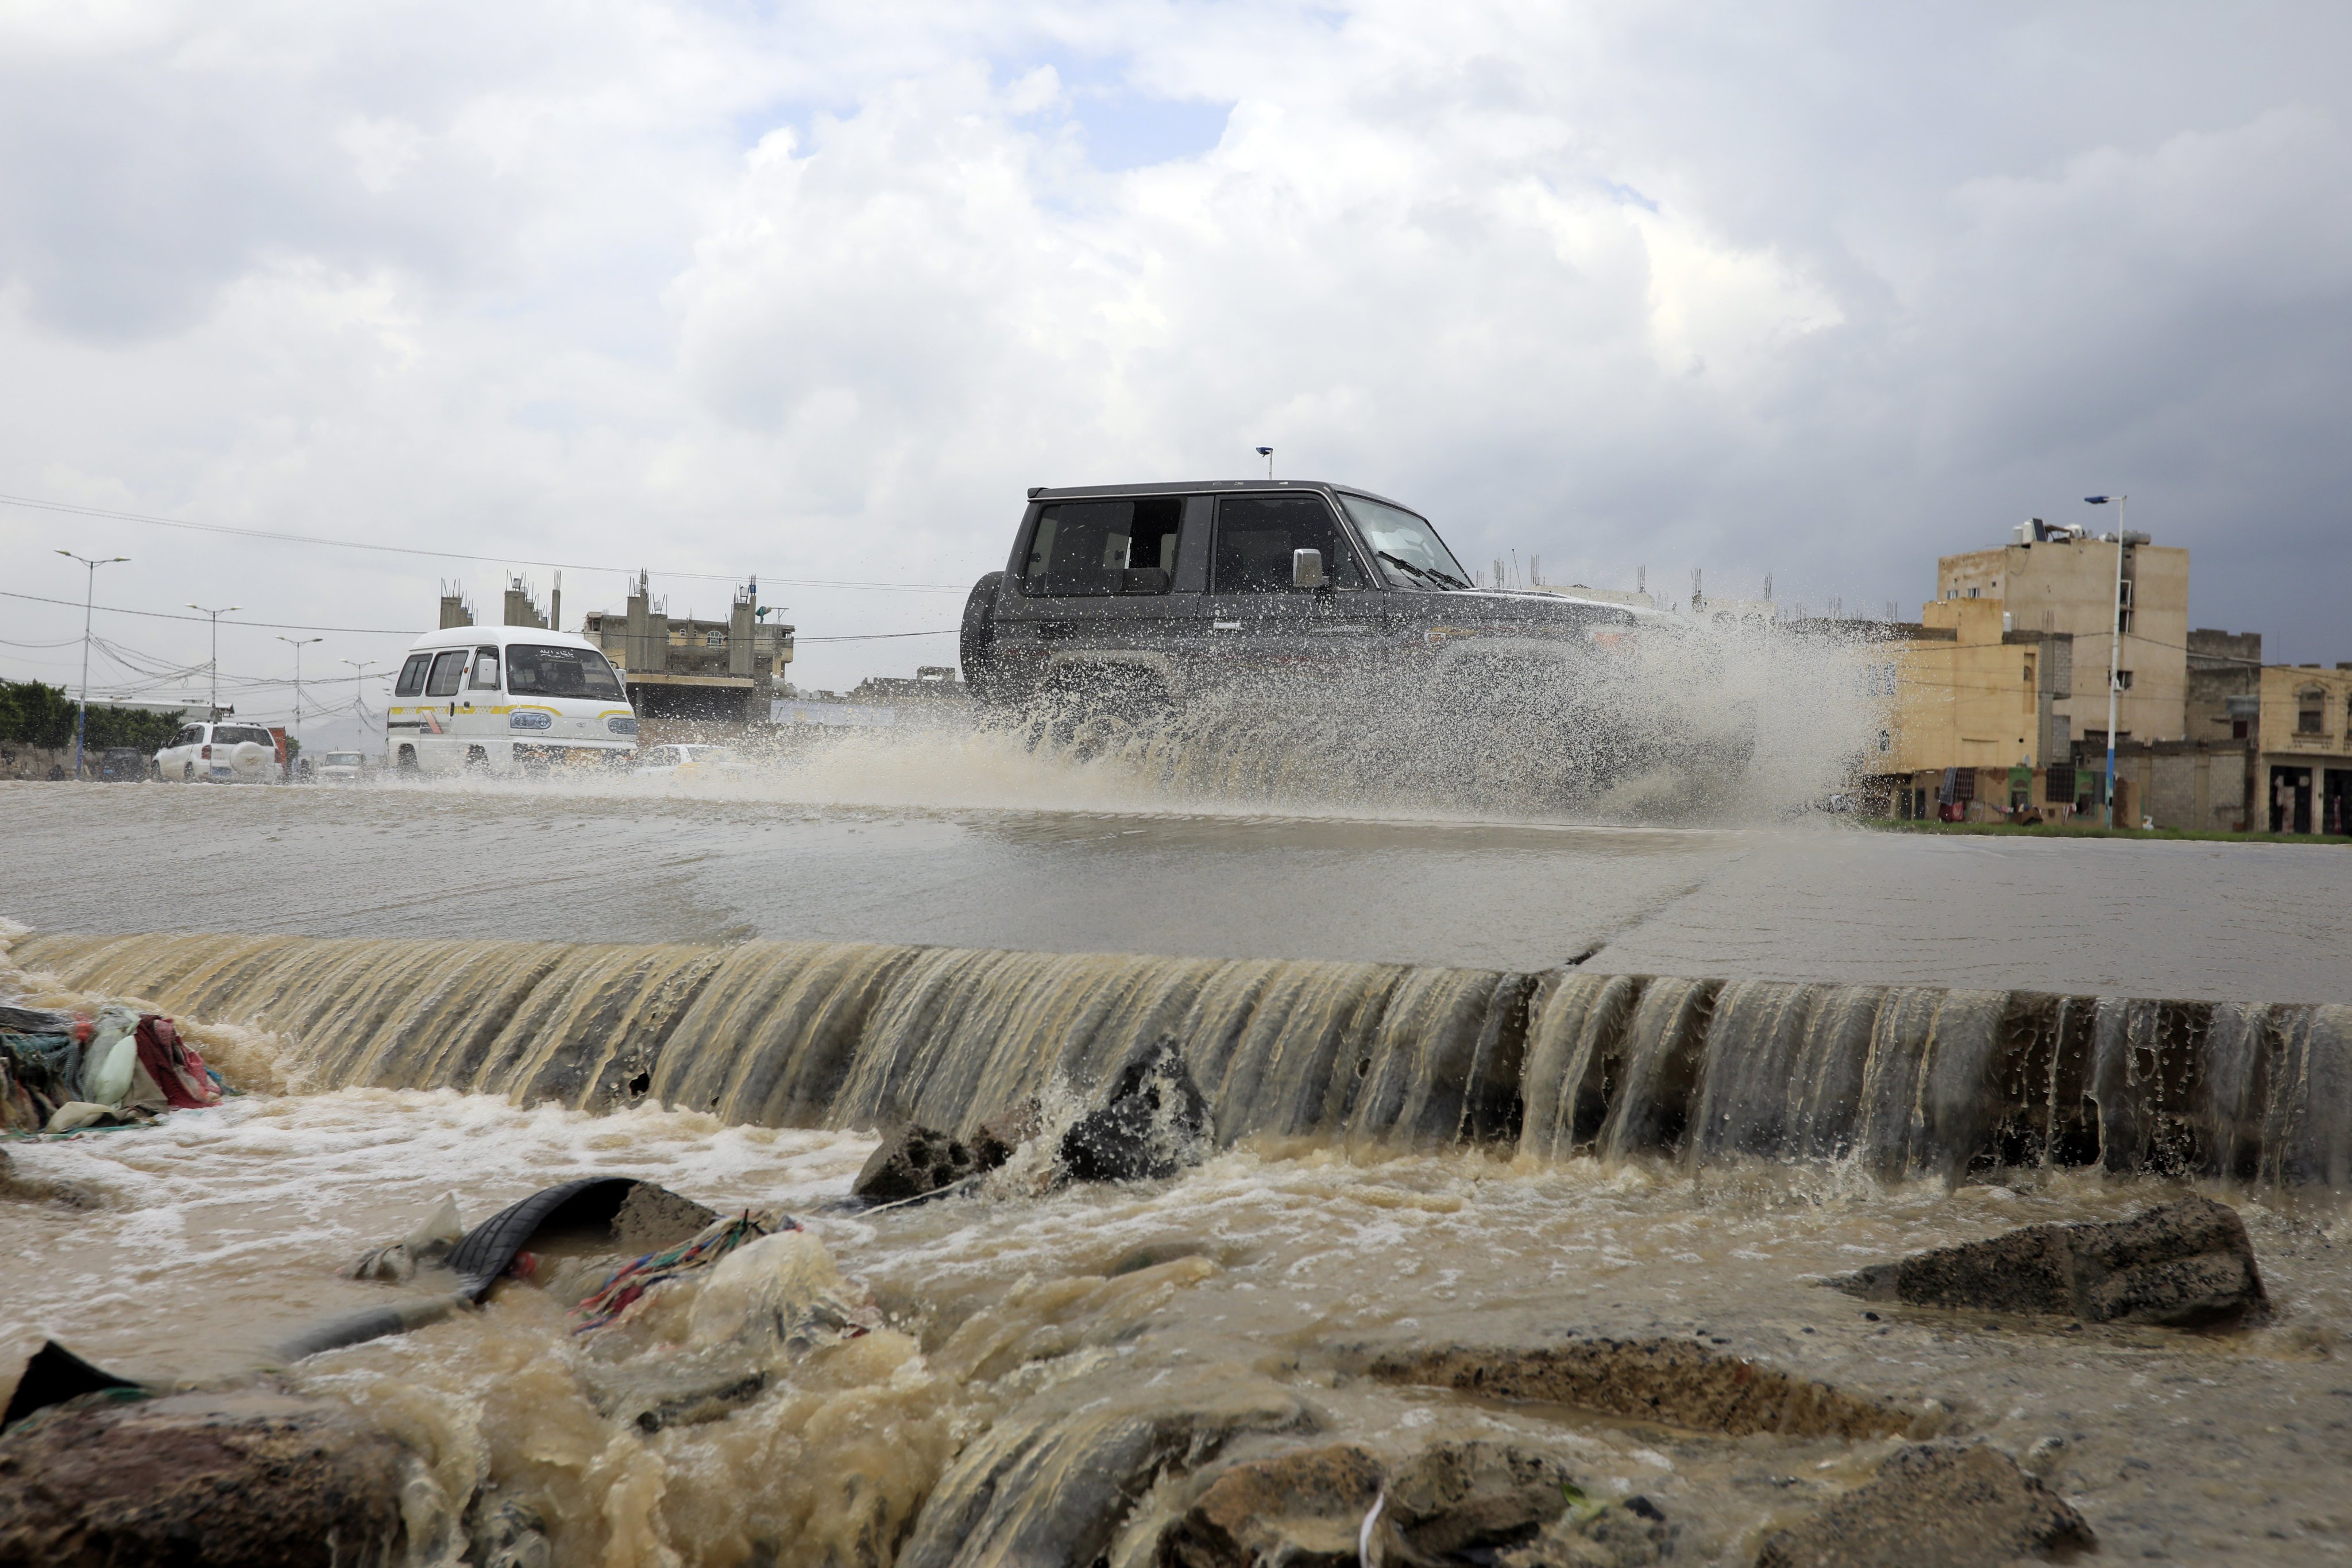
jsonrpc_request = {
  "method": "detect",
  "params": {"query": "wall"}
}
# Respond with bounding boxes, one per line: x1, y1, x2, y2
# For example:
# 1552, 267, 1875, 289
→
1884, 598, 2072, 774
2187, 629, 2262, 741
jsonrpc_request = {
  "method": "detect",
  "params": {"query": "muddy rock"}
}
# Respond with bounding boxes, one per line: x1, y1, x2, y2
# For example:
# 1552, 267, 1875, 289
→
1838, 1195, 2268, 1327
1502, 1495, 1675, 1567
1388, 1440, 1574, 1559
1356, 1332, 1914, 1439
1060, 1036, 1212, 1184
852, 1125, 992, 1203
0, 1387, 412, 1567
897, 1367, 1311, 1568
1752, 1442, 2094, 1568
1157, 1443, 1383, 1567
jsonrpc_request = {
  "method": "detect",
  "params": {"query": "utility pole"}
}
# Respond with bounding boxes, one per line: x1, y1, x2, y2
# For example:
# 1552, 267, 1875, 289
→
190, 603, 240, 716
276, 635, 322, 768
56, 550, 129, 779
2083, 495, 2139, 829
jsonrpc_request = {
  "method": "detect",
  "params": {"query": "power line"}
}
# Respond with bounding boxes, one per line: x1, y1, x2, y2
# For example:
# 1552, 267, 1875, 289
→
2, 589, 426, 635
0, 491, 970, 592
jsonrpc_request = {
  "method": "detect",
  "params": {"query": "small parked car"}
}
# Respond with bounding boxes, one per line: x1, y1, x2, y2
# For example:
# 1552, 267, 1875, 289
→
154, 721, 281, 783
316, 751, 369, 783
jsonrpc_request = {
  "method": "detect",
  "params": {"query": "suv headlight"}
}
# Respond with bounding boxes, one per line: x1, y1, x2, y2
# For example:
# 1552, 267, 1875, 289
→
509, 711, 553, 730
608, 716, 639, 736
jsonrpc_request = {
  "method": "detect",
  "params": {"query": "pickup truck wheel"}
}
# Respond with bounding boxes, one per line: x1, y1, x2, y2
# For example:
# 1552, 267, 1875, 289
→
960, 572, 1006, 700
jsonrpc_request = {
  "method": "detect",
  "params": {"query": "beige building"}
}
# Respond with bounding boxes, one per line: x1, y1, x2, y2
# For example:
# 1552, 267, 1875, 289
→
2258, 663, 2352, 834
1937, 527, 2188, 747
1866, 597, 2077, 819
581, 575, 795, 724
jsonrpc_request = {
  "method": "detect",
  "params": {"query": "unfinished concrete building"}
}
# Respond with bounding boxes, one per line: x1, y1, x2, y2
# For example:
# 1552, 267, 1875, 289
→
581, 574, 794, 723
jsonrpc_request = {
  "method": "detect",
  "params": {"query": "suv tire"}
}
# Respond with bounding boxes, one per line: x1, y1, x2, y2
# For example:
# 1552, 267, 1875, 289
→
960, 572, 1005, 700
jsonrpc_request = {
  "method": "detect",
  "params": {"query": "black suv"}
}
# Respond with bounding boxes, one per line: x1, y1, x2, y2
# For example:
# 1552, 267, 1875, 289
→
960, 480, 1643, 711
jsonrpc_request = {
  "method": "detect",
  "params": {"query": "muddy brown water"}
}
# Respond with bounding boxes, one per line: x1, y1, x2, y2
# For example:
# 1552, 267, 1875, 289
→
5, 767, 2352, 1565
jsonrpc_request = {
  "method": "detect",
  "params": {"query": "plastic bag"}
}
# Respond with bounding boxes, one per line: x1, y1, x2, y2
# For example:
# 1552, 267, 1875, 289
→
78, 1007, 140, 1107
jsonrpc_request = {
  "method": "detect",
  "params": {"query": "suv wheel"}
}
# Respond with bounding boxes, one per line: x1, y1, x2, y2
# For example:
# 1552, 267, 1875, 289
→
959, 572, 1005, 700
181, 762, 195, 782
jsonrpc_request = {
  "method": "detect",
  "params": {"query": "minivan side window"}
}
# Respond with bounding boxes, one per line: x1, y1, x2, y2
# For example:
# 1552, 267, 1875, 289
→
425, 650, 470, 697
1213, 495, 1366, 592
470, 647, 501, 690
396, 653, 432, 697
1024, 499, 1184, 596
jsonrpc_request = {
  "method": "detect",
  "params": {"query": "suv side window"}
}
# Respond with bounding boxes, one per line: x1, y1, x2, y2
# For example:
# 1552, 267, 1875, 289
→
395, 653, 432, 697
172, 725, 202, 747
425, 650, 469, 697
470, 646, 501, 690
1024, 499, 1184, 596
1212, 495, 1366, 592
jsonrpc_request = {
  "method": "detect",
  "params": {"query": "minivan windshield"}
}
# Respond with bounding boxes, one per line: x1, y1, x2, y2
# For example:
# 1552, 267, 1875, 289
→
1338, 494, 1473, 590
506, 644, 626, 700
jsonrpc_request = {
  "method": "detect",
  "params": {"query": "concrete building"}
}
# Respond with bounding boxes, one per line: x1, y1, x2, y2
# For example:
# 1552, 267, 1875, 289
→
582, 574, 795, 723
1867, 597, 2077, 820
2258, 663, 2352, 834
1936, 523, 2189, 747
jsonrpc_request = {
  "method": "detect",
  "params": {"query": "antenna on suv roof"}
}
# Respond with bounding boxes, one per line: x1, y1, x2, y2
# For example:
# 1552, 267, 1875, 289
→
1254, 446, 1273, 479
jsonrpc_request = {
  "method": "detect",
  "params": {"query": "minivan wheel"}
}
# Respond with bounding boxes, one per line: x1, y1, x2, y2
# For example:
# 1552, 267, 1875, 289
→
464, 746, 489, 771
396, 745, 419, 774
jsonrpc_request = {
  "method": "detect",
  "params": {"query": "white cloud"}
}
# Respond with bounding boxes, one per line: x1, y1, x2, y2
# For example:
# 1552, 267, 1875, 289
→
5, 0, 2352, 729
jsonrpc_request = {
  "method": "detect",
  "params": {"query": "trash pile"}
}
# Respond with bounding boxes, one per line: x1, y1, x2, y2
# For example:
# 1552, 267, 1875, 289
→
0, 1002, 222, 1136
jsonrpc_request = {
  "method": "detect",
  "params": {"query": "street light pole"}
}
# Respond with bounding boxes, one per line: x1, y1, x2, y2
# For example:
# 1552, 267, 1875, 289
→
342, 659, 380, 747
190, 604, 240, 716
276, 635, 322, 768
55, 550, 129, 779
2083, 495, 2134, 829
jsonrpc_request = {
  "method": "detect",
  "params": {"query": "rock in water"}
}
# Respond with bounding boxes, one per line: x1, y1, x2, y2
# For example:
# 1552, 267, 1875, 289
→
1060, 1037, 1211, 1183
1387, 1440, 1574, 1559
852, 1125, 988, 1203
1157, 1444, 1384, 1567
0, 1388, 412, 1567
1752, 1443, 2094, 1568
1838, 1195, 2269, 1327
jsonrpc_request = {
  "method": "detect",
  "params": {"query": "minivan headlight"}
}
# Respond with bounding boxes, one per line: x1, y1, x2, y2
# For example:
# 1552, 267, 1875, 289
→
608, 715, 639, 736
509, 711, 553, 730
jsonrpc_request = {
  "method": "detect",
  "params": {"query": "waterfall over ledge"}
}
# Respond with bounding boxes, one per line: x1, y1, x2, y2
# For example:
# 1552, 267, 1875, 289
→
16, 931, 2350, 1188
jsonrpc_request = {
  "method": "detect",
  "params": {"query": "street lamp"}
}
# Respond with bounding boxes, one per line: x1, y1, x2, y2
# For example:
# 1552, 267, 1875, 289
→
342, 659, 381, 747
189, 603, 240, 716
2082, 496, 2147, 829
55, 550, 129, 779
276, 635, 322, 767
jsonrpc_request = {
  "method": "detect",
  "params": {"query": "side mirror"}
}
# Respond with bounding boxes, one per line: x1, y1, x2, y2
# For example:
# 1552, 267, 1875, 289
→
1291, 549, 1326, 589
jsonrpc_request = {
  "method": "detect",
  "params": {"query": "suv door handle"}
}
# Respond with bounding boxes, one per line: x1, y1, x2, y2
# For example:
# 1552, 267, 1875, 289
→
1212, 620, 1242, 631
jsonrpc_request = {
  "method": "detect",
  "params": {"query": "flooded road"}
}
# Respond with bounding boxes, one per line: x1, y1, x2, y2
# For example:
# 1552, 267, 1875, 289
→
5, 778, 2351, 998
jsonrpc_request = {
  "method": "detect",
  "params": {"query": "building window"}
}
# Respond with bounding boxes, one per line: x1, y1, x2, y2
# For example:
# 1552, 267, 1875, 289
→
706, 629, 724, 648
2022, 654, 2035, 686
1877, 729, 1890, 754
2300, 688, 2326, 735
1967, 586, 1979, 598
2114, 670, 2134, 691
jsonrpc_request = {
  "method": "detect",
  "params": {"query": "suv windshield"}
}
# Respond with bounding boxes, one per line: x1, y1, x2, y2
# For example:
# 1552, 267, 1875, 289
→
506, 644, 625, 700
1338, 494, 1472, 590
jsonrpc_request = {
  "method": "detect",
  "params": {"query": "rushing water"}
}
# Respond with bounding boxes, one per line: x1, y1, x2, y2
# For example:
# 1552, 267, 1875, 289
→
6, 717, 2352, 1565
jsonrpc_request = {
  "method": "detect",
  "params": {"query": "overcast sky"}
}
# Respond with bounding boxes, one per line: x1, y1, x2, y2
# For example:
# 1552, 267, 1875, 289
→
4, 1, 2349, 732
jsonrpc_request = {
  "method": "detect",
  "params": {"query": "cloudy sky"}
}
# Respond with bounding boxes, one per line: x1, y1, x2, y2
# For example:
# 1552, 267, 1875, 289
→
3, 1, 2349, 730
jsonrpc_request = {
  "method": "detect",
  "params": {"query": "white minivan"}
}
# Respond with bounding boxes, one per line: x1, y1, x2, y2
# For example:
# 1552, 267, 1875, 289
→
386, 627, 638, 775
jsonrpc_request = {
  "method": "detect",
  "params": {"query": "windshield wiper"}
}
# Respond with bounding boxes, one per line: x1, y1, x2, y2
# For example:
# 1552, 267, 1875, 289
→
1378, 550, 1465, 590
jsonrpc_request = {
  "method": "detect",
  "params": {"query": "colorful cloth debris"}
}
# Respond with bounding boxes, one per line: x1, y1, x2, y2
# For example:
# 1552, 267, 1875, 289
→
2, 1005, 221, 1136
571, 1211, 790, 1334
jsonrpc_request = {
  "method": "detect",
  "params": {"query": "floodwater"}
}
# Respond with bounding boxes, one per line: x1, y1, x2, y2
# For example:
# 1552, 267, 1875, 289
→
4, 772, 2351, 998
6, 723, 2352, 1566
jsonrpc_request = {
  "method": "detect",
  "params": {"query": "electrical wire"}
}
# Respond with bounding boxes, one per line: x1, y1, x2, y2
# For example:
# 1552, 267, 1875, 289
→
0, 491, 971, 592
